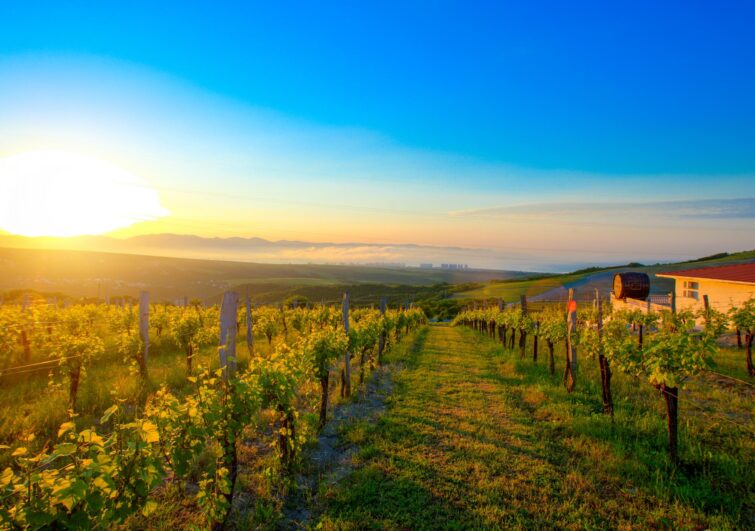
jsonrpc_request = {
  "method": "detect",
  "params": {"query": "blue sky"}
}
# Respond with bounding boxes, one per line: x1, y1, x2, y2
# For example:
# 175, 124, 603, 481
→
0, 1, 753, 270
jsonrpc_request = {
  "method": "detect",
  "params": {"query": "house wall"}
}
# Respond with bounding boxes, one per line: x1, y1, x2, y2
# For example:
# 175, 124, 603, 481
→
672, 279, 754, 313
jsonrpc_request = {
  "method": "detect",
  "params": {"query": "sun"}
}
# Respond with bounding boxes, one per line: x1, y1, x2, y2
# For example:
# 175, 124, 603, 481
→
0, 150, 168, 237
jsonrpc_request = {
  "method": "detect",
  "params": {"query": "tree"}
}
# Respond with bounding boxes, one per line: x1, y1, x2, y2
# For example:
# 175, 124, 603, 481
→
729, 299, 754, 376
518, 312, 535, 360
253, 308, 280, 346
171, 309, 214, 374
302, 327, 348, 428
350, 312, 380, 383
539, 308, 566, 377
608, 309, 717, 462
110, 305, 148, 379
47, 306, 105, 411
150, 304, 171, 338
580, 294, 614, 415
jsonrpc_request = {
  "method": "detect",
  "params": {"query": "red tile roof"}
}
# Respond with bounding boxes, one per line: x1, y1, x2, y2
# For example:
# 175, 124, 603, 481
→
657, 262, 755, 284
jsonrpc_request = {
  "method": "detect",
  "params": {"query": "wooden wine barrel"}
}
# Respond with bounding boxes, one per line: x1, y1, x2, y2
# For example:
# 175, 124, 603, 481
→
613, 272, 650, 300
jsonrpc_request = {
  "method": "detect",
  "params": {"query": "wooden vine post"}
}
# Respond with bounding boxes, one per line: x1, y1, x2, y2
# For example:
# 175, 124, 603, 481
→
663, 288, 679, 458
20, 294, 31, 363
595, 288, 613, 415
378, 297, 387, 366
217, 290, 240, 528
219, 291, 239, 381
20, 326, 31, 364
498, 298, 505, 345
404, 299, 411, 335
279, 303, 288, 338
138, 291, 149, 379
245, 291, 253, 356
564, 288, 577, 393
342, 292, 351, 398
519, 295, 528, 358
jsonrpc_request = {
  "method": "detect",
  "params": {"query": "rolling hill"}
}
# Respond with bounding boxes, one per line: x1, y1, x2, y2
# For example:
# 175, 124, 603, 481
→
453, 249, 755, 302
0, 246, 535, 304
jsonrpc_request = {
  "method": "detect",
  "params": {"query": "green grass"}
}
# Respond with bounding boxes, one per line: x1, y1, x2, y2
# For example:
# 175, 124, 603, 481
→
453, 273, 586, 301
313, 325, 753, 529
455, 249, 755, 301
0, 328, 277, 450
0, 326, 427, 528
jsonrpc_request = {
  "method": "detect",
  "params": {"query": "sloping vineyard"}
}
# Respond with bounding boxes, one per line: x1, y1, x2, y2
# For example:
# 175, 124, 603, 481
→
453, 294, 754, 461
0, 296, 425, 528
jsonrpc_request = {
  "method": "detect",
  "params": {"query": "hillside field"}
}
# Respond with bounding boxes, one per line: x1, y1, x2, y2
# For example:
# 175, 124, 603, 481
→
311, 325, 753, 529
454, 249, 755, 302
0, 246, 534, 304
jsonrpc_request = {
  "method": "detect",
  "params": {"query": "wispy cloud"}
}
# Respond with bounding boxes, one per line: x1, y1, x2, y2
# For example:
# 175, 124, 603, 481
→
450, 197, 755, 220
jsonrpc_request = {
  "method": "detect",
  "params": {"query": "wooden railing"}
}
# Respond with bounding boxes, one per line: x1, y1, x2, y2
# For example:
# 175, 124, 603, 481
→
610, 293, 671, 313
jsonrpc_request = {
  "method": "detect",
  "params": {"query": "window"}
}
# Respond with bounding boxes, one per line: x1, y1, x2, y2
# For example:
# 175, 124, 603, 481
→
682, 290, 699, 300
682, 280, 699, 300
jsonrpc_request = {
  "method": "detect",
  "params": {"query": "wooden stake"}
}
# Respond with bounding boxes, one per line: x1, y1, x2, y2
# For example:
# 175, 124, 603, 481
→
245, 291, 253, 356
564, 288, 577, 392
519, 295, 528, 359
342, 292, 351, 397
219, 291, 239, 380
596, 288, 613, 415
378, 297, 387, 366
139, 291, 149, 376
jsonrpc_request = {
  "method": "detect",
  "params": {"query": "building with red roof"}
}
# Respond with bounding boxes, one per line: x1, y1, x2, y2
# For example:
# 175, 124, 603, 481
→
656, 262, 755, 312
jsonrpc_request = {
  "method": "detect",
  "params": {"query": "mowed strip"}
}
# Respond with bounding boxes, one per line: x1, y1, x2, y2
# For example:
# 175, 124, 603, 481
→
314, 325, 573, 528
313, 324, 731, 529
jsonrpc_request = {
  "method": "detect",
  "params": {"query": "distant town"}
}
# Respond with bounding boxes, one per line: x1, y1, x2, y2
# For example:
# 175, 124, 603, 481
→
420, 263, 470, 270
331, 262, 473, 270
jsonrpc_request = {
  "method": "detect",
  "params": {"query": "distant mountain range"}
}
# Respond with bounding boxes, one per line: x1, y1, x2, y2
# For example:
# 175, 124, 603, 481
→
0, 232, 486, 266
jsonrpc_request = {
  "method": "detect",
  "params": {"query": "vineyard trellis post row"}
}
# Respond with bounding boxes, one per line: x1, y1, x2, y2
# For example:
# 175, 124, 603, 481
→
519, 295, 528, 358
595, 288, 613, 415
139, 291, 149, 376
378, 296, 387, 366
703, 294, 711, 328
137, 291, 149, 380
245, 290, 253, 356
564, 288, 577, 393
219, 291, 239, 380
342, 291, 351, 397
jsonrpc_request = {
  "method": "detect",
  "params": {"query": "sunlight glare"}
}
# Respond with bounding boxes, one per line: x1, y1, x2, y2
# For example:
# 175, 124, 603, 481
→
0, 150, 168, 237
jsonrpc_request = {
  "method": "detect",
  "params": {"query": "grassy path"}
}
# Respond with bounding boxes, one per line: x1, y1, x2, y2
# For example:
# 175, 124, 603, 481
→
312, 324, 750, 529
